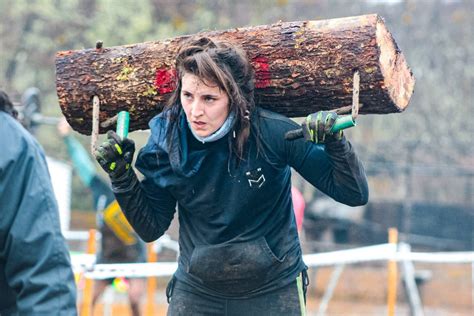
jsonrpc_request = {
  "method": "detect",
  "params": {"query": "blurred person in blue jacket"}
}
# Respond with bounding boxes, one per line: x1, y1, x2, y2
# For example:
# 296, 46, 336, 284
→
0, 90, 77, 315
57, 118, 146, 316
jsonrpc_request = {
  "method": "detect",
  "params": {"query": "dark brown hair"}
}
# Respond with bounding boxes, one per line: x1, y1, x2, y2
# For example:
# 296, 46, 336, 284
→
0, 90, 18, 119
166, 36, 255, 161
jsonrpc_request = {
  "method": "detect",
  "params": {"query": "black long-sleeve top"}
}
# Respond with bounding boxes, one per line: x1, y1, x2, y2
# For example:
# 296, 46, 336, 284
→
112, 107, 368, 298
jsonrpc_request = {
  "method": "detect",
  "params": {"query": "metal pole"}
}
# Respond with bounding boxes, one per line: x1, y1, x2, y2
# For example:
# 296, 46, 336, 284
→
80, 229, 97, 316
317, 264, 345, 316
400, 243, 424, 316
145, 243, 157, 316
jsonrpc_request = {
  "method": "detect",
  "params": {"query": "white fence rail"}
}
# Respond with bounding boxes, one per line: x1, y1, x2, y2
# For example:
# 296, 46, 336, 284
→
70, 241, 474, 279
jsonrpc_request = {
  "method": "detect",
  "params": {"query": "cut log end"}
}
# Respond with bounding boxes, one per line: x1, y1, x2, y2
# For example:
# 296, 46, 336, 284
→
376, 18, 415, 112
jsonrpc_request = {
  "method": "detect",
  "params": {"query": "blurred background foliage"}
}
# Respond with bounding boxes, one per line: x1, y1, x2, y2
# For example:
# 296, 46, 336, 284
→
0, 1, 472, 229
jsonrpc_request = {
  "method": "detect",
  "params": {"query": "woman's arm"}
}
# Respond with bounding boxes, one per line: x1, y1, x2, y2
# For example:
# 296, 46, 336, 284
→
289, 135, 369, 206
256, 108, 368, 206
111, 168, 177, 242
95, 130, 177, 242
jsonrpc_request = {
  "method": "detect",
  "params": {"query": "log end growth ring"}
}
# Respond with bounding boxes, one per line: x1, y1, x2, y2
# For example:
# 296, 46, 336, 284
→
376, 18, 415, 112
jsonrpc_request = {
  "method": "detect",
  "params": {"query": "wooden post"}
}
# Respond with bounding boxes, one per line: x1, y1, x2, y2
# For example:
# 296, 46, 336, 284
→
387, 228, 398, 316
90, 96, 100, 155
145, 243, 157, 316
80, 229, 96, 316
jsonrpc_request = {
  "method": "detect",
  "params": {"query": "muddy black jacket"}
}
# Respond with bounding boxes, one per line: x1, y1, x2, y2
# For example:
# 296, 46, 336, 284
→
0, 112, 77, 315
112, 107, 368, 298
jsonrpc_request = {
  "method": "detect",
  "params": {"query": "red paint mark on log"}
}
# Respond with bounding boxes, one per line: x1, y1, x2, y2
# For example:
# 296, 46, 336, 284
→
252, 57, 271, 89
154, 68, 177, 94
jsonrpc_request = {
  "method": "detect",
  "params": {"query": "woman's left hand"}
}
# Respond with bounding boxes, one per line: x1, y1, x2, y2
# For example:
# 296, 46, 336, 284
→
301, 111, 343, 143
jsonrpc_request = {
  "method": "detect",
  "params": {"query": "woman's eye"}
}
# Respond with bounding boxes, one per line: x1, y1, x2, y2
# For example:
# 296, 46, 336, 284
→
205, 96, 215, 102
182, 93, 192, 100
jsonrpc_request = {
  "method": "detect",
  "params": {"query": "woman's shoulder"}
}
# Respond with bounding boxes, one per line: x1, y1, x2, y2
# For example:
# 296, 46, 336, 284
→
137, 112, 171, 170
253, 107, 299, 133
149, 110, 171, 131
147, 110, 173, 145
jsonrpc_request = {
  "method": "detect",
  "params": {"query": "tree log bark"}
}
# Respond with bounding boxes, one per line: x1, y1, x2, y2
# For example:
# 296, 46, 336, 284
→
55, 14, 415, 135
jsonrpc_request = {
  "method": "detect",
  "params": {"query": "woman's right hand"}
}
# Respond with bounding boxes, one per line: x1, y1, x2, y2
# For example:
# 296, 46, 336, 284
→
94, 130, 135, 179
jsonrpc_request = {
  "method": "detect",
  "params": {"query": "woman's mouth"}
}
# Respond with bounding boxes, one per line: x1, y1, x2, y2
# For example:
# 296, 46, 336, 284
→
192, 121, 206, 129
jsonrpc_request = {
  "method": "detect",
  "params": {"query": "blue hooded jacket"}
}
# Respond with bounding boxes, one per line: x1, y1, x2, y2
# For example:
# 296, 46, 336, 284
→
0, 112, 77, 315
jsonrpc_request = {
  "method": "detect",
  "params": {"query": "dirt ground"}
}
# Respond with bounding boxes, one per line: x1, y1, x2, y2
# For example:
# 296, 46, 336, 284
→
82, 263, 472, 315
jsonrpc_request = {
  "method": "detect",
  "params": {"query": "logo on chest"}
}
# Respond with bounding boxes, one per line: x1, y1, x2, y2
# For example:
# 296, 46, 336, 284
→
245, 167, 266, 189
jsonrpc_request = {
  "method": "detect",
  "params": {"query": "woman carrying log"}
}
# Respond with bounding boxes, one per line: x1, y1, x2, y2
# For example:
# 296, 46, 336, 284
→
95, 37, 369, 315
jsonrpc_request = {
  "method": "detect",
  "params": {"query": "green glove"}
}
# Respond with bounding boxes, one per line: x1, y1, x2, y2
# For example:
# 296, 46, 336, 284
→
302, 111, 343, 144
95, 130, 135, 179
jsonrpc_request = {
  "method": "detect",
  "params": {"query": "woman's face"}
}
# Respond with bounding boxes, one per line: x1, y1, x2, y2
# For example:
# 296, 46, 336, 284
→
181, 73, 230, 137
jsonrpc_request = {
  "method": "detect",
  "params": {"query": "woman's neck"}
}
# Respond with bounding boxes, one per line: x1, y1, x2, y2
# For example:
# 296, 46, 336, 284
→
188, 111, 236, 144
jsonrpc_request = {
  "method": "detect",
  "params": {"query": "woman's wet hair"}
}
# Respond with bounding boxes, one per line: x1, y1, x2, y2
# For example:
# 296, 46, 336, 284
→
166, 36, 255, 161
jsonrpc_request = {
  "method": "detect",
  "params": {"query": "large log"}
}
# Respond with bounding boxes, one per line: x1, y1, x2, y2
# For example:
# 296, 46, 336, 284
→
56, 14, 415, 135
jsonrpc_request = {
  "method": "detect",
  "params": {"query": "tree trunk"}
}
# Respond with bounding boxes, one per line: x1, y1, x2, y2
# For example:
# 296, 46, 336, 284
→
56, 14, 415, 135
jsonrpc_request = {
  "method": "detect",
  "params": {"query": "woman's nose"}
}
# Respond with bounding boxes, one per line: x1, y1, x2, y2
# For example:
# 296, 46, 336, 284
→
191, 101, 204, 117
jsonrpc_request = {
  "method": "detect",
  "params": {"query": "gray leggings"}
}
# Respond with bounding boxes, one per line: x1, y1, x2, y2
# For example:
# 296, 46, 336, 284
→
166, 272, 308, 316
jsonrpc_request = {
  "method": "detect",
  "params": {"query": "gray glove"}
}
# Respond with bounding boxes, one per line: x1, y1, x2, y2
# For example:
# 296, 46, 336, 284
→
302, 111, 343, 143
